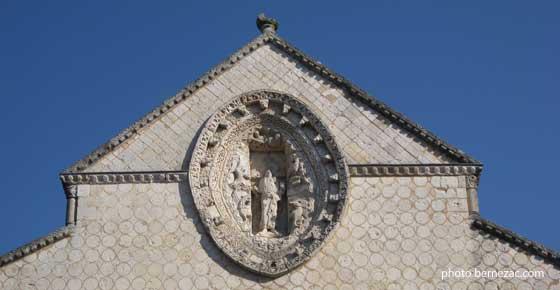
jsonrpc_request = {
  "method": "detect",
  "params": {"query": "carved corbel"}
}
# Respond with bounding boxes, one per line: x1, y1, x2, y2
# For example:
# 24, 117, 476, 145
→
63, 184, 78, 225
465, 175, 480, 214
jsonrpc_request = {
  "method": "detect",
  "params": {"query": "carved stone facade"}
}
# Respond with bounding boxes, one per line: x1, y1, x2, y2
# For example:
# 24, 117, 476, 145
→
1, 15, 559, 290
189, 91, 348, 276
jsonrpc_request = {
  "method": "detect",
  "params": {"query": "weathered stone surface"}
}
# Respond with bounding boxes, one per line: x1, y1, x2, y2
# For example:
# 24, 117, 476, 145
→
188, 90, 349, 276
2, 179, 558, 289
0, 177, 560, 290
83, 42, 453, 173
2, 17, 558, 290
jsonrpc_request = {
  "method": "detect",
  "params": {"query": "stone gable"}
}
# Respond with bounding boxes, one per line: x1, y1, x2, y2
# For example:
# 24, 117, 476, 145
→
81, 41, 455, 174
1, 15, 558, 290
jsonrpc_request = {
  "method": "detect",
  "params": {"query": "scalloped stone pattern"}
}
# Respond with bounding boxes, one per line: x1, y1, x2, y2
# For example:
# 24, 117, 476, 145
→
1, 180, 559, 289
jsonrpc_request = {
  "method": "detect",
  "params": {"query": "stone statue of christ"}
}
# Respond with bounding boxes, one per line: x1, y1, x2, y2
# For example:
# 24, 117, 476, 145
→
258, 170, 281, 236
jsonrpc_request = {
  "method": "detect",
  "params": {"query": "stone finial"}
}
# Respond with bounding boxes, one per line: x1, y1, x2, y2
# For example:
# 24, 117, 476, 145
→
256, 13, 279, 33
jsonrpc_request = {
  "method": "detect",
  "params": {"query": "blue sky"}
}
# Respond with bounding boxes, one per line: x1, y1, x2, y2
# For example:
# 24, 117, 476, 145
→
0, 0, 558, 254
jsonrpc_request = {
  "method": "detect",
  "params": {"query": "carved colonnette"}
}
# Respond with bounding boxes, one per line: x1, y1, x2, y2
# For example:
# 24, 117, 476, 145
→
63, 184, 78, 226
465, 174, 481, 213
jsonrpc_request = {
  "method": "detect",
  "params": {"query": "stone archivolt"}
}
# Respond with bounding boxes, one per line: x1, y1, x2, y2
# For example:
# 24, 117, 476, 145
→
189, 90, 349, 276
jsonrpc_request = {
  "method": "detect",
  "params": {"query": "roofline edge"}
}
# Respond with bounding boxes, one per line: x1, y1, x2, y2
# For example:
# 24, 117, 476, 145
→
60, 33, 274, 174
61, 31, 479, 175
0, 226, 74, 268
267, 34, 479, 164
470, 213, 560, 266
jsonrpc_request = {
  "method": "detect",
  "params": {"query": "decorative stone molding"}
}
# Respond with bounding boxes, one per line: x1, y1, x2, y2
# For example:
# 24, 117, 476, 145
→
62, 25, 478, 174
349, 164, 483, 214
0, 226, 73, 267
189, 90, 349, 276
59, 171, 188, 185
470, 214, 560, 266
348, 164, 482, 177
58, 165, 482, 186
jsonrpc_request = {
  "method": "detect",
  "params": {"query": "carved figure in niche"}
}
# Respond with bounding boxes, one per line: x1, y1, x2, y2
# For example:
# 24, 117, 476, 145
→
249, 127, 283, 149
227, 127, 317, 237
228, 143, 252, 231
189, 91, 349, 276
257, 170, 283, 237
287, 152, 315, 234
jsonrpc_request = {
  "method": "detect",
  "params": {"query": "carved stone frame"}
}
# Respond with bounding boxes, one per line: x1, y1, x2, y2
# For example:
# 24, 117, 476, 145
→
189, 90, 349, 276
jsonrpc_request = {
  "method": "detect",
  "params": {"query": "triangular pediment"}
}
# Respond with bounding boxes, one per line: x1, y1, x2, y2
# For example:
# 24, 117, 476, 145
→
62, 32, 478, 174
6, 17, 560, 290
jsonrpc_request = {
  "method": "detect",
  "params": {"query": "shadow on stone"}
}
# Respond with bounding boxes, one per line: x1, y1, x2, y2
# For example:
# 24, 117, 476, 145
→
178, 118, 276, 283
